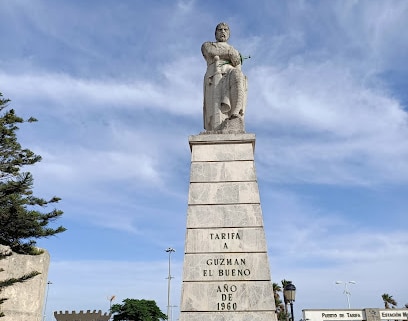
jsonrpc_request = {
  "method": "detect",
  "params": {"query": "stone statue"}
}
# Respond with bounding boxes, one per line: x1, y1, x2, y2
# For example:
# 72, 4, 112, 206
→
201, 22, 248, 133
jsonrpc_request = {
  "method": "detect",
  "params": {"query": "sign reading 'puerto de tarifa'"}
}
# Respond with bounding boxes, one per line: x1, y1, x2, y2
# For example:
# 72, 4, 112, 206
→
303, 309, 408, 321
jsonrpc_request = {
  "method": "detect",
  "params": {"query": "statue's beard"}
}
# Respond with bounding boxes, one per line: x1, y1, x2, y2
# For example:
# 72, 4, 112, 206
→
217, 34, 228, 42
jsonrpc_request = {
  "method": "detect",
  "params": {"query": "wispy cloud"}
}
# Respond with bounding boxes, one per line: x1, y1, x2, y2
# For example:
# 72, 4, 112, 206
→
48, 259, 183, 314
1, 2, 408, 321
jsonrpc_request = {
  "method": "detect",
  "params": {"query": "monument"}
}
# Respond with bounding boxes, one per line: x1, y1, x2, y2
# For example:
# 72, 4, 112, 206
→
178, 23, 278, 321
201, 22, 248, 134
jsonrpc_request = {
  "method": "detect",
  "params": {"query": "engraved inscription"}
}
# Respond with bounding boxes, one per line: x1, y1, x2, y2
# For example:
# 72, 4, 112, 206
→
203, 257, 251, 278
210, 232, 241, 240
210, 231, 241, 252
182, 253, 271, 281
216, 284, 238, 311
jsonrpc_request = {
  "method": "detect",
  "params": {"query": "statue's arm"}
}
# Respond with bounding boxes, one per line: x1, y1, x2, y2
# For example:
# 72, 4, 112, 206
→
228, 48, 241, 67
201, 42, 241, 66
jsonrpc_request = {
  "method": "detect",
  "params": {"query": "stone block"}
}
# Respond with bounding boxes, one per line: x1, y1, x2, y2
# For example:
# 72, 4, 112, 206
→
191, 144, 254, 162
189, 133, 256, 146
190, 161, 256, 182
364, 308, 381, 321
187, 204, 264, 228
182, 253, 272, 281
188, 182, 260, 205
185, 227, 267, 253
179, 311, 277, 321
180, 281, 275, 311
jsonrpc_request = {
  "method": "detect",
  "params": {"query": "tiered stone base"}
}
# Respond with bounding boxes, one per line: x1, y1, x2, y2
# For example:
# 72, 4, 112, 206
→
179, 134, 277, 321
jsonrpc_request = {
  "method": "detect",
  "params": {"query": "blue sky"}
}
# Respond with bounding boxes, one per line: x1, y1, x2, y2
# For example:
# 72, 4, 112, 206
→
1, 0, 408, 320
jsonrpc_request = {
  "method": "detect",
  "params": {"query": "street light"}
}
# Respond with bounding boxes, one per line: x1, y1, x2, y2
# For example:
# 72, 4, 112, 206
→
283, 282, 296, 321
165, 247, 175, 321
43, 281, 52, 321
335, 281, 356, 309
108, 295, 115, 310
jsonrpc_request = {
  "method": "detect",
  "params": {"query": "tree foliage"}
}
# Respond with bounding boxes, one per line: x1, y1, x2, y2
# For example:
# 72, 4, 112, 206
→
0, 92, 66, 317
273, 280, 291, 321
0, 92, 66, 254
382, 293, 398, 309
111, 298, 167, 321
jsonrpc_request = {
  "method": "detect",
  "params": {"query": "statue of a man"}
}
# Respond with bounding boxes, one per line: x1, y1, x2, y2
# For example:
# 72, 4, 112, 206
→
201, 22, 248, 132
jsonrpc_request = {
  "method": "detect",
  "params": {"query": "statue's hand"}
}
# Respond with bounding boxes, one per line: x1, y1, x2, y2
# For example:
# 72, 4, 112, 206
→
229, 48, 241, 67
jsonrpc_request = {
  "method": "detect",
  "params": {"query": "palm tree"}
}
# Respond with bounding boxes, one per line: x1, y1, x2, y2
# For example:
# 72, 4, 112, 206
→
273, 283, 287, 321
273, 283, 282, 306
382, 293, 397, 309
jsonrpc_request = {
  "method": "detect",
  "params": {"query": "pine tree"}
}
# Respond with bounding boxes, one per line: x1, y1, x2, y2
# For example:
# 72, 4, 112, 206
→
0, 92, 66, 317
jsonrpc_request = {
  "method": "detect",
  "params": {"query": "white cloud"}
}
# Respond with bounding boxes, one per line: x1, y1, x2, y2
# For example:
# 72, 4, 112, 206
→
2, 2, 408, 319
334, 1, 408, 71
263, 189, 408, 262
265, 188, 408, 315
31, 146, 161, 187
250, 61, 407, 134
46, 259, 183, 320
247, 58, 408, 185
0, 61, 203, 117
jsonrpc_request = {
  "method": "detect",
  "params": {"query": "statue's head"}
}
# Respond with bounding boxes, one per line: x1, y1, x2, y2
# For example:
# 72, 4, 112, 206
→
215, 22, 230, 42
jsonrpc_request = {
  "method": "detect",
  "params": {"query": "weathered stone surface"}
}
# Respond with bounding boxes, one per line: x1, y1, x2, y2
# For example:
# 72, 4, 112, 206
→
364, 309, 381, 321
0, 246, 50, 321
191, 144, 253, 162
180, 133, 277, 321
202, 23, 248, 133
185, 228, 267, 253
189, 133, 255, 145
182, 253, 271, 281
188, 182, 260, 204
180, 281, 275, 311
179, 311, 277, 321
191, 143, 254, 162
190, 161, 256, 182
187, 204, 264, 228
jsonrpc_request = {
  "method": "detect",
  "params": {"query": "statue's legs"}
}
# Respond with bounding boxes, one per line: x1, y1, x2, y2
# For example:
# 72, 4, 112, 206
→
229, 69, 247, 119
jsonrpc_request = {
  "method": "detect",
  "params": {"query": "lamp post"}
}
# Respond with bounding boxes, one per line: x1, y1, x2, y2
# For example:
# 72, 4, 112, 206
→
108, 295, 115, 310
335, 281, 356, 309
43, 281, 52, 321
283, 282, 296, 321
165, 247, 175, 321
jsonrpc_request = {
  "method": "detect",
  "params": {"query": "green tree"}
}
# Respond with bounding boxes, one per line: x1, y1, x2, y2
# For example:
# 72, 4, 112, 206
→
0, 92, 66, 317
382, 293, 397, 309
111, 298, 167, 321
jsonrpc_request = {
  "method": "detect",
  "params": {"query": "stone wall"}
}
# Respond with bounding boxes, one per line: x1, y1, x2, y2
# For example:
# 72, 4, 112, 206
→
54, 310, 111, 321
0, 246, 50, 321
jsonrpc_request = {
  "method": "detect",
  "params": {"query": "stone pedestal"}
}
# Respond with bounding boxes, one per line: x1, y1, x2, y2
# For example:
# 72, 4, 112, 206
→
0, 246, 50, 321
179, 134, 278, 321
